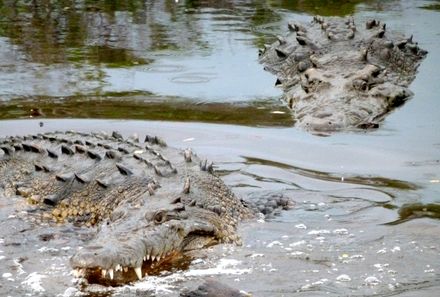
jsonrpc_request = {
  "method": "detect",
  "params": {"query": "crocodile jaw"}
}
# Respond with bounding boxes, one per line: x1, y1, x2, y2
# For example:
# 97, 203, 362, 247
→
70, 210, 222, 284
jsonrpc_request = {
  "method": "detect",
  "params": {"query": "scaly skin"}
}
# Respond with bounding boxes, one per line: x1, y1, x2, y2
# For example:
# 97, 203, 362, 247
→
259, 17, 427, 133
0, 131, 292, 285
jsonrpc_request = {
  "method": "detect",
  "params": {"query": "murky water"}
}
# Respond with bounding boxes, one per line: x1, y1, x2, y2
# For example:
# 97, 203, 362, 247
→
0, 1, 439, 296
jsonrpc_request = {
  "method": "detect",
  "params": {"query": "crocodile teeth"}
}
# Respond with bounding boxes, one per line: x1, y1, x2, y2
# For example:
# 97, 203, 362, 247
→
157, 255, 161, 262
143, 256, 146, 261
146, 254, 150, 260
72, 269, 84, 278
109, 269, 114, 280
151, 255, 156, 261
102, 269, 107, 278
134, 267, 142, 280
72, 269, 79, 277
123, 267, 128, 273
115, 264, 121, 271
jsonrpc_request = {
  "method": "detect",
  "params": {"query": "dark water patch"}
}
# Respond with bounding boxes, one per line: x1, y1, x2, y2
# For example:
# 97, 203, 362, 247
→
242, 156, 419, 190
170, 72, 217, 84
0, 95, 293, 127
143, 64, 185, 73
419, 1, 440, 11
267, 0, 371, 16
385, 203, 440, 225
67, 46, 152, 67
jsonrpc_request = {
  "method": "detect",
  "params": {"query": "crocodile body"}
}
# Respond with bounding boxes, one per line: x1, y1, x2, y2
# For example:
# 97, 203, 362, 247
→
0, 131, 292, 284
259, 17, 427, 133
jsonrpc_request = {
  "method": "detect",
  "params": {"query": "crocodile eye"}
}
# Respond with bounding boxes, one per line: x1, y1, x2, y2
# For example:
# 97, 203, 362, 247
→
153, 211, 167, 224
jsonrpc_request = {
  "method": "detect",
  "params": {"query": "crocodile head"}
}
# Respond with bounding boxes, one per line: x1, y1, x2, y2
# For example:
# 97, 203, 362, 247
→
70, 192, 237, 284
260, 17, 427, 133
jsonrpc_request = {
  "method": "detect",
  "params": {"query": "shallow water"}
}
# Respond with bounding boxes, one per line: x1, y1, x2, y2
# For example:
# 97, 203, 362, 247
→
0, 0, 439, 296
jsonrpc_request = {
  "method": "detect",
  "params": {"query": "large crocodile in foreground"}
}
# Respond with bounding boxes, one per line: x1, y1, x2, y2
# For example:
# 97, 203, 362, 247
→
0, 131, 293, 285
259, 17, 427, 133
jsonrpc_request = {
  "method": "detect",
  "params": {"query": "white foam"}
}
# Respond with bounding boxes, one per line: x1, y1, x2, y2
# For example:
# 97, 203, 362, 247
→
184, 259, 251, 276
119, 273, 182, 295
118, 258, 250, 295
2, 272, 12, 278
21, 272, 46, 293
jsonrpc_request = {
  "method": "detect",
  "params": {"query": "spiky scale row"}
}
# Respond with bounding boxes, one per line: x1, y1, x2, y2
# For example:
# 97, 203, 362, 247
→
0, 131, 187, 226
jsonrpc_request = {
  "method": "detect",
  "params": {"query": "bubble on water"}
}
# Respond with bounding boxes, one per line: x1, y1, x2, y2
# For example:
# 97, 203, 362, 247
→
191, 259, 205, 265
289, 240, 306, 247
350, 254, 364, 260
388, 283, 396, 291
316, 236, 326, 242
266, 241, 283, 248
249, 253, 264, 258
295, 224, 307, 229
308, 230, 330, 235
391, 246, 401, 253
333, 228, 348, 235
38, 246, 59, 253
374, 263, 389, 272
290, 251, 305, 257
365, 276, 381, 286
61, 287, 79, 297
376, 248, 387, 254
336, 274, 351, 282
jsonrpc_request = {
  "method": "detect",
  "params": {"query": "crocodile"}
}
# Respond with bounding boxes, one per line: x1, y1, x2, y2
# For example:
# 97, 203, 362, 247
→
0, 130, 293, 285
259, 17, 427, 133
